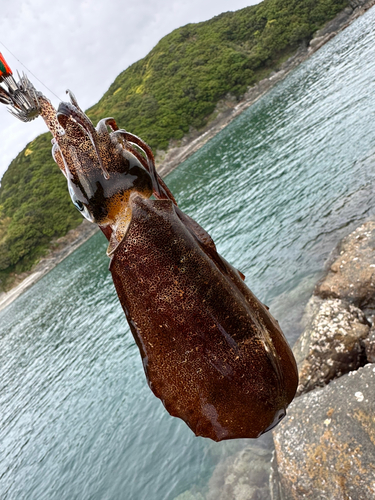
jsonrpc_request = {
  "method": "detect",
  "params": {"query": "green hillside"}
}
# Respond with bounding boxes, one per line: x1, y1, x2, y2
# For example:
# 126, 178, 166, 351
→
0, 0, 348, 290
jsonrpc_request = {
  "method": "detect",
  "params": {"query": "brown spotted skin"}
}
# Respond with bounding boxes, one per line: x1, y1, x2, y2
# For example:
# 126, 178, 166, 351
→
0, 79, 298, 441
110, 196, 298, 441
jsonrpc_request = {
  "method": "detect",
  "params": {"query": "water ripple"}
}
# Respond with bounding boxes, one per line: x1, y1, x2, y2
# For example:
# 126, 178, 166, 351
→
1, 7, 375, 500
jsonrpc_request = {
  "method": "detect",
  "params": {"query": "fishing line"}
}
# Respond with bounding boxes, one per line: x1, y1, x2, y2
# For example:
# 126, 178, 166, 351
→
0, 40, 62, 101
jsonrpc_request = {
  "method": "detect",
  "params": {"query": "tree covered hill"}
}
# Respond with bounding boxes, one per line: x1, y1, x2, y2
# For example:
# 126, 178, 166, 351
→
0, 0, 348, 290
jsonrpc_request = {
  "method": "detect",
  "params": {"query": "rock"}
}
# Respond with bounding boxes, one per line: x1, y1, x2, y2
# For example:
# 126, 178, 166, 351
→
314, 7, 353, 38
273, 364, 375, 500
206, 446, 272, 500
350, 0, 369, 8
308, 33, 336, 52
174, 492, 205, 500
174, 490, 204, 500
315, 220, 375, 316
364, 322, 375, 362
309, 35, 326, 49
293, 296, 369, 396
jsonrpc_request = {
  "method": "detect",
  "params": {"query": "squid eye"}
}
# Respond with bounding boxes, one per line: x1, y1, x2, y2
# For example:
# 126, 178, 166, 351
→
68, 184, 94, 222
74, 199, 84, 211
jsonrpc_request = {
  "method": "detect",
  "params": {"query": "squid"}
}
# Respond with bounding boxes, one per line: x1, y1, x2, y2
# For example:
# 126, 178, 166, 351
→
0, 56, 298, 441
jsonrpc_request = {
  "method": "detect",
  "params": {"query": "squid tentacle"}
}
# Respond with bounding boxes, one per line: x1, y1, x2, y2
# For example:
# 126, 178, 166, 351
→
57, 102, 110, 179
113, 129, 162, 199
113, 129, 177, 204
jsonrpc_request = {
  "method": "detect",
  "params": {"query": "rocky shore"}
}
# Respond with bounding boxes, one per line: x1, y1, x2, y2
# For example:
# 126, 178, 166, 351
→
174, 218, 375, 500
272, 219, 375, 500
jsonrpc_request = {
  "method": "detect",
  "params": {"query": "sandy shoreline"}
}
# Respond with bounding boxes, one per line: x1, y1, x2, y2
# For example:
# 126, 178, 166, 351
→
1, 0, 373, 313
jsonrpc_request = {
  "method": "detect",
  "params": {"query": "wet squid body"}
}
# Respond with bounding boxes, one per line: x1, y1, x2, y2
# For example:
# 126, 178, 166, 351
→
0, 68, 298, 441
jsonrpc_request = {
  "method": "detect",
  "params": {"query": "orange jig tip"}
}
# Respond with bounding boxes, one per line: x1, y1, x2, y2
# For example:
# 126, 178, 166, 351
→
0, 52, 12, 79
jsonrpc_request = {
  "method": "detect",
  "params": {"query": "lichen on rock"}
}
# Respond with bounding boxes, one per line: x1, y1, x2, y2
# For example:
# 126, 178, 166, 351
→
293, 296, 369, 396
273, 364, 375, 500
315, 220, 375, 316
364, 322, 375, 362
272, 219, 375, 499
206, 445, 272, 500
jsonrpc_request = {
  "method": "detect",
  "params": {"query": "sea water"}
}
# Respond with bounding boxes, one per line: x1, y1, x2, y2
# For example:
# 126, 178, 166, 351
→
1, 7, 375, 499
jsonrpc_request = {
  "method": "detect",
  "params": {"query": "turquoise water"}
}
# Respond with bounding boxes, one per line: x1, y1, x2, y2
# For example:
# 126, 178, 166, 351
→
1, 8, 375, 499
